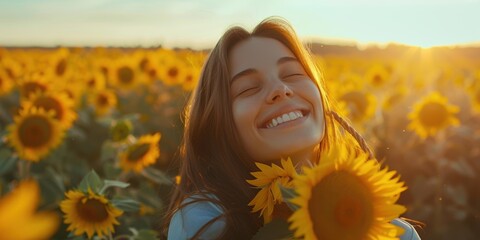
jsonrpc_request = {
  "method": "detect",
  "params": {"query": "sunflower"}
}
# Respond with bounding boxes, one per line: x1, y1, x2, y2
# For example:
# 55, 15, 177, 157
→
247, 158, 296, 224
175, 175, 182, 185
17, 75, 50, 99
1, 56, 22, 80
48, 48, 72, 78
408, 92, 460, 139
382, 86, 407, 111
88, 89, 118, 117
84, 72, 106, 93
136, 53, 161, 82
182, 66, 201, 91
365, 64, 390, 88
93, 57, 112, 79
109, 58, 144, 91
60, 189, 123, 239
139, 204, 155, 216
21, 90, 77, 129
0, 69, 14, 96
160, 56, 187, 86
0, 180, 59, 240
132, 50, 151, 72
55, 80, 86, 108
469, 86, 480, 113
110, 119, 133, 142
119, 133, 161, 173
7, 107, 65, 162
288, 143, 407, 240
338, 89, 377, 123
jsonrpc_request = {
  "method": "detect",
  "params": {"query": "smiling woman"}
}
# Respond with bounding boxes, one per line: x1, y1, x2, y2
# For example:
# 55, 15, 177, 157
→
161, 16, 421, 240
230, 37, 325, 164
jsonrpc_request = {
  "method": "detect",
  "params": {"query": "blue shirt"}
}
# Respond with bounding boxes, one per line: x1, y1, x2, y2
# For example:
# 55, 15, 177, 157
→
168, 195, 421, 239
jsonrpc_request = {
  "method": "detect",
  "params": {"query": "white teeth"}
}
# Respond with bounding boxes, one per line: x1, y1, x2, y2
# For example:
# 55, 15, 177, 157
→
265, 110, 304, 128
276, 116, 284, 124
289, 112, 296, 119
272, 118, 278, 127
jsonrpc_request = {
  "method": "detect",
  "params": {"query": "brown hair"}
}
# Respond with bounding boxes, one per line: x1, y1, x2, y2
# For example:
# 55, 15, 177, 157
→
161, 16, 347, 239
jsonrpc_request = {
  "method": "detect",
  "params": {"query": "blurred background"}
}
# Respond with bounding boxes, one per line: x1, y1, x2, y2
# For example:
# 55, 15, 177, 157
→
0, 0, 479, 239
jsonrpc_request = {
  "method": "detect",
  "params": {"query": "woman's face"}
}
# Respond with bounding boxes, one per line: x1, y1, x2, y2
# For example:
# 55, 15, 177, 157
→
229, 37, 325, 163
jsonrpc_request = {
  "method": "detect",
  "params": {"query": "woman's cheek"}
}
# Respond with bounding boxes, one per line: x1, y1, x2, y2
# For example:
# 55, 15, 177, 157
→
232, 98, 257, 129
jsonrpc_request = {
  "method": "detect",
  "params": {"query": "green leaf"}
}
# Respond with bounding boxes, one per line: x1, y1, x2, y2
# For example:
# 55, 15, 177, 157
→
67, 231, 87, 239
142, 167, 173, 185
251, 219, 294, 240
38, 167, 66, 209
123, 113, 140, 122
103, 162, 122, 179
111, 197, 140, 212
67, 126, 87, 142
0, 130, 8, 147
279, 184, 300, 211
77, 108, 91, 127
99, 179, 130, 194
100, 142, 117, 162
78, 170, 104, 193
134, 229, 159, 240
0, 148, 17, 176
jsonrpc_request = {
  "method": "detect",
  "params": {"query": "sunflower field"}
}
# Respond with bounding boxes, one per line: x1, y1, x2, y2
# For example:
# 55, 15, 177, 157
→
0, 44, 479, 240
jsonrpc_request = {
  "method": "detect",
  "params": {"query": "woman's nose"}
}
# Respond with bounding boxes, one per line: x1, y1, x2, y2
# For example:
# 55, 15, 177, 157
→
266, 80, 293, 103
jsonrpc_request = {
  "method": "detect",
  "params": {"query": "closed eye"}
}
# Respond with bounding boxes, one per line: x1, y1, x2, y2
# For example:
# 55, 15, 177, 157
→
238, 87, 259, 96
283, 73, 304, 79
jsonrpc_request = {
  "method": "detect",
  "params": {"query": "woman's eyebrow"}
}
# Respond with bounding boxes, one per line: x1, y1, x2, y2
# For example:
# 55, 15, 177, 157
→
231, 68, 257, 84
230, 56, 298, 84
277, 56, 298, 65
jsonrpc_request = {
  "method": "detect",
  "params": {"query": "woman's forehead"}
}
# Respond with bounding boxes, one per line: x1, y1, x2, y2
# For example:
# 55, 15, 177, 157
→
229, 37, 296, 77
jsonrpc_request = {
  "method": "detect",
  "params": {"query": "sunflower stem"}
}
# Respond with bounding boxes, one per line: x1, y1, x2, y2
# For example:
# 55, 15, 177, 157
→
17, 159, 31, 180
432, 133, 446, 236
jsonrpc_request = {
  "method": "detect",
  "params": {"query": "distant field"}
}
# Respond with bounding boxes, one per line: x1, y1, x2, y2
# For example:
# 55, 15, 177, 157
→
0, 44, 479, 240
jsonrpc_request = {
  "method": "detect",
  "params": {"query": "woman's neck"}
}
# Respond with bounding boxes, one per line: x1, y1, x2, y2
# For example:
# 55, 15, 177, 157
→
283, 147, 315, 173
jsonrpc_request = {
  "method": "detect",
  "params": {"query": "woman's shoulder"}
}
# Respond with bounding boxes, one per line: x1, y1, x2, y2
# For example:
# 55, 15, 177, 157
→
167, 193, 226, 240
392, 218, 422, 240
167, 193, 421, 240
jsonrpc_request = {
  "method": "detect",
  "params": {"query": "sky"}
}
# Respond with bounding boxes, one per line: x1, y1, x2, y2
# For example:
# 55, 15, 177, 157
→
0, 0, 479, 49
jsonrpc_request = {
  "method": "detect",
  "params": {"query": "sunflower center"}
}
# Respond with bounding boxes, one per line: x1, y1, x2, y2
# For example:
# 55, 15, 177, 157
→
111, 121, 131, 142
64, 89, 74, 100
18, 115, 53, 148
87, 78, 96, 88
148, 69, 157, 78
372, 74, 383, 85
475, 89, 480, 103
97, 94, 109, 107
6, 68, 14, 78
34, 96, 64, 120
340, 91, 367, 119
76, 198, 109, 222
56, 59, 67, 76
117, 66, 134, 84
308, 170, 373, 240
418, 102, 447, 126
127, 143, 150, 162
185, 74, 193, 83
335, 196, 362, 227
100, 66, 109, 76
140, 58, 149, 70
23, 82, 47, 98
168, 67, 178, 78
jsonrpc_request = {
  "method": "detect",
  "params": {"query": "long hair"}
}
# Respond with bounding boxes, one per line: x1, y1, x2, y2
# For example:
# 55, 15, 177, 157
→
161, 16, 343, 239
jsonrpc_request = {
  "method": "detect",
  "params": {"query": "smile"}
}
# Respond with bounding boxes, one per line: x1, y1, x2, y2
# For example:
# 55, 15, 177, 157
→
263, 110, 309, 129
